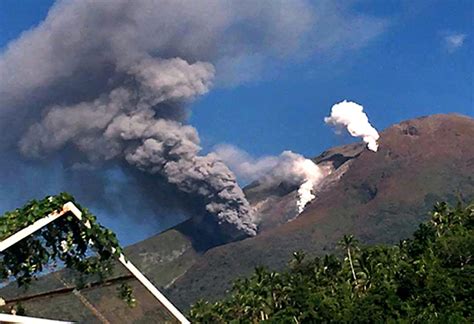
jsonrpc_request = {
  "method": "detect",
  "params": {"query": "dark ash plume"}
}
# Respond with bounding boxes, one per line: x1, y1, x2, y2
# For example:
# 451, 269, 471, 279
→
0, 0, 387, 239
18, 56, 256, 236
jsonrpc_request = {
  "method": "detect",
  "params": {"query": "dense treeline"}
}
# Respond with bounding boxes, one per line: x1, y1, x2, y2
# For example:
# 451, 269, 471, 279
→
189, 202, 474, 323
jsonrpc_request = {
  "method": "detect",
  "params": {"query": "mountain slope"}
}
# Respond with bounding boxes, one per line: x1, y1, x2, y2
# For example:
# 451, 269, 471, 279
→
166, 114, 474, 309
1, 114, 473, 321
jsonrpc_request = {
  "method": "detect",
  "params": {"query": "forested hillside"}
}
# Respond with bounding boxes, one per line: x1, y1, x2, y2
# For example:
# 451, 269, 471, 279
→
190, 202, 474, 323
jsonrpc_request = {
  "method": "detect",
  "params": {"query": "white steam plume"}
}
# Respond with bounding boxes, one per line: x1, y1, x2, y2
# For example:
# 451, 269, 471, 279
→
215, 145, 326, 214
293, 158, 323, 214
324, 100, 380, 152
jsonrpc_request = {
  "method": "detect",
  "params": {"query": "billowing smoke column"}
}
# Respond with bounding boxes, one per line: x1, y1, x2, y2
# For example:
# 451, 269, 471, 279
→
325, 100, 380, 152
215, 145, 326, 214
19, 58, 257, 236
0, 1, 387, 239
0, 0, 321, 238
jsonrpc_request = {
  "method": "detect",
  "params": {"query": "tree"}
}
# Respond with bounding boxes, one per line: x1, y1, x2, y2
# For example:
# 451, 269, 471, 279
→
189, 201, 474, 323
339, 234, 359, 282
0, 193, 135, 308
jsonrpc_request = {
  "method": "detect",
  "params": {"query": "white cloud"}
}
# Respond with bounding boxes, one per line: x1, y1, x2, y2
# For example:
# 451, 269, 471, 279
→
213, 144, 280, 184
443, 33, 467, 53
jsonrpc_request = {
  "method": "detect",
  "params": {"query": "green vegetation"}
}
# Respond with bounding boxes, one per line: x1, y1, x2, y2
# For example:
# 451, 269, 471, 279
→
0, 193, 135, 309
189, 202, 474, 323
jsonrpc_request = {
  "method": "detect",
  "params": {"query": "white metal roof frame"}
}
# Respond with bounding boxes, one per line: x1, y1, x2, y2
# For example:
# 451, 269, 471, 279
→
0, 202, 190, 324
0, 313, 73, 324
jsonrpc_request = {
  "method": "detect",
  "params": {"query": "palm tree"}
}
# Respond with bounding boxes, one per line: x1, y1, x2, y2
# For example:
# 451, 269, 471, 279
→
340, 234, 358, 281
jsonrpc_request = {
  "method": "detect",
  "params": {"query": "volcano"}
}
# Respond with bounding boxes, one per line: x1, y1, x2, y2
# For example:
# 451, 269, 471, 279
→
166, 113, 474, 309
1, 113, 473, 322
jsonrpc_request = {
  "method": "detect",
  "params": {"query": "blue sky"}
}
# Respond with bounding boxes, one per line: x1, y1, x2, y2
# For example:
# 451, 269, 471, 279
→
1, 0, 472, 159
0, 0, 472, 244
190, 0, 473, 157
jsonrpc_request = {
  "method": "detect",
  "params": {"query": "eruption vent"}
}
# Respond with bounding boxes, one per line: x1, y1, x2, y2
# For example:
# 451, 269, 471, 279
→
325, 100, 380, 152
266, 152, 325, 214
214, 145, 325, 215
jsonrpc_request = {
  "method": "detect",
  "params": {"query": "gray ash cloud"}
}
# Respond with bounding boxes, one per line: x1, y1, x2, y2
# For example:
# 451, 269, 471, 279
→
0, 0, 387, 238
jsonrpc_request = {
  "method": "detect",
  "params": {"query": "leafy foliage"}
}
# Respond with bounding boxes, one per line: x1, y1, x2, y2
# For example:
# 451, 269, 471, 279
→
189, 202, 474, 323
0, 193, 135, 306
118, 283, 137, 308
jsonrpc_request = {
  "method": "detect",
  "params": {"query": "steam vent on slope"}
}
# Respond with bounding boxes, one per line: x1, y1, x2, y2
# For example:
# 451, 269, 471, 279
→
325, 100, 380, 152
